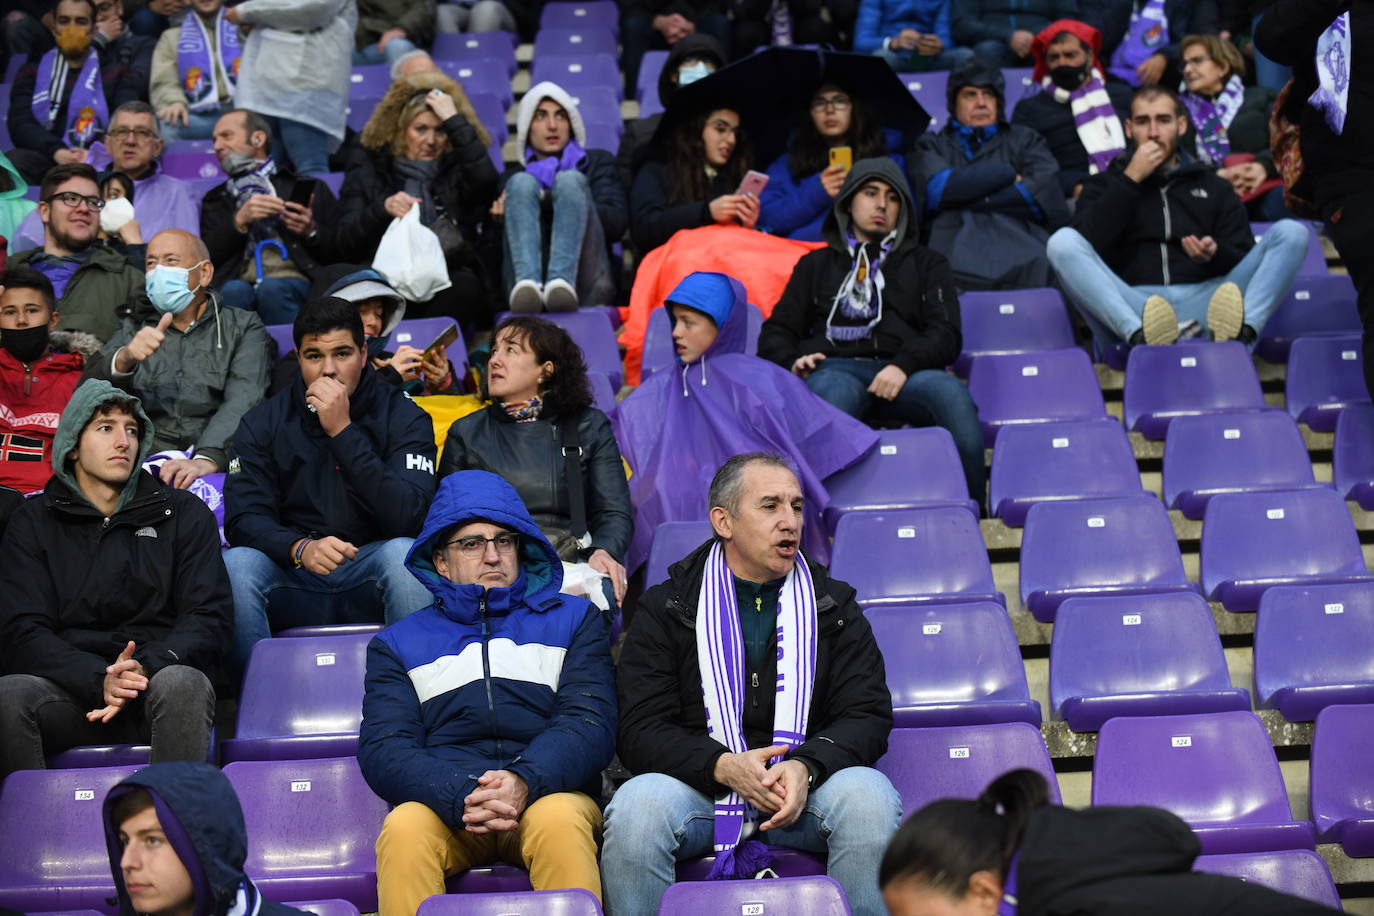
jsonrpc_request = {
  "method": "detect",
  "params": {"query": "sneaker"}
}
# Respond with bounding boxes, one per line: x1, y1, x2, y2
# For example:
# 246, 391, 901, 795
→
1140, 295, 1180, 345
1207, 281, 1245, 342
543, 277, 579, 312
509, 279, 542, 313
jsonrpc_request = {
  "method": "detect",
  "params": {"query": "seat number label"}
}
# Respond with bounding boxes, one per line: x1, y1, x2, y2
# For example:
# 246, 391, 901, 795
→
881, 445, 898, 455
291, 781, 312, 792
1087, 517, 1105, 528
1224, 429, 1240, 439
1267, 508, 1285, 519
316, 654, 336, 666
74, 789, 95, 801
1342, 350, 1358, 360
1171, 736, 1192, 748
1022, 366, 1039, 376
999, 304, 1015, 314
897, 527, 916, 538
1122, 614, 1141, 626
742, 906, 765, 915
949, 747, 970, 758
1325, 603, 1344, 614
1052, 437, 1069, 448
923, 623, 942, 635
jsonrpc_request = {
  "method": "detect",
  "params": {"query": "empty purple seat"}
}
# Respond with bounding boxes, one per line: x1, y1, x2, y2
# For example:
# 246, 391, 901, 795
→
1334, 403, 1374, 509
1256, 274, 1359, 362
0, 765, 139, 912
289, 900, 364, 916
346, 96, 382, 132
1200, 488, 1371, 612
636, 49, 669, 108
1310, 703, 1374, 856
823, 427, 978, 532
641, 303, 762, 378
1192, 850, 1342, 909
534, 27, 618, 59
495, 308, 623, 388
1050, 592, 1249, 732
467, 91, 511, 144
541, 0, 620, 35
954, 287, 1075, 377
419, 889, 602, 914
830, 508, 1002, 608
1287, 334, 1371, 432
1092, 711, 1316, 854
644, 520, 712, 589
388, 317, 470, 379
348, 64, 392, 99
581, 116, 624, 150
530, 55, 623, 100
225, 756, 389, 911
431, 32, 518, 75
658, 876, 849, 915
1123, 342, 1269, 440
869, 602, 1041, 727
438, 58, 514, 109
989, 418, 1143, 527
966, 348, 1108, 447
876, 724, 1060, 818
1254, 583, 1374, 721
564, 85, 621, 129
1001, 67, 1035, 118
898, 71, 949, 131
675, 849, 826, 881
1020, 495, 1197, 623
1162, 410, 1323, 520
161, 150, 223, 180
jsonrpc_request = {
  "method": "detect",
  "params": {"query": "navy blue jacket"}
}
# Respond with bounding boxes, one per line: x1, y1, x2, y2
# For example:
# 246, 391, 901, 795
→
854, 0, 956, 52
223, 366, 436, 565
358, 470, 617, 832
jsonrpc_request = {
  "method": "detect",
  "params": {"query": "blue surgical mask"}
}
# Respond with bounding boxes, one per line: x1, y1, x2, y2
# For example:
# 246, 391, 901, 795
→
677, 61, 713, 87
146, 262, 205, 315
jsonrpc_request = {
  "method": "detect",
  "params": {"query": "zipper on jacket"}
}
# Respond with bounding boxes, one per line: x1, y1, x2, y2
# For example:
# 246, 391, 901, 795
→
1159, 184, 1172, 286
478, 595, 505, 763
750, 671, 760, 708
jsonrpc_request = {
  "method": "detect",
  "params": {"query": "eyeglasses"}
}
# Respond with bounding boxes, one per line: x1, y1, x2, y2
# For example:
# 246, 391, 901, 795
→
107, 126, 157, 142
443, 533, 520, 556
810, 94, 853, 112
44, 192, 105, 211
1181, 55, 1213, 69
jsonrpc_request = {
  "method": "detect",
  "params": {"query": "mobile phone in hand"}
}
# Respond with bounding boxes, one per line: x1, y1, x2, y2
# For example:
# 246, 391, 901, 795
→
736, 170, 770, 197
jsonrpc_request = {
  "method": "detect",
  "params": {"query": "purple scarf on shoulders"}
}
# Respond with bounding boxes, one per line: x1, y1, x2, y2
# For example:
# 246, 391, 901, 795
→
1108, 0, 1169, 86
177, 7, 241, 113
524, 140, 587, 190
1179, 74, 1246, 165
31, 49, 107, 147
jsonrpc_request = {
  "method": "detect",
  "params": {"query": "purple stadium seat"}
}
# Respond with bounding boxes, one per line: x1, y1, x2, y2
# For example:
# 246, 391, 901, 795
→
637, 49, 670, 108
1200, 488, 1371, 613
534, 27, 618, 59
45, 744, 153, 769
830, 508, 1002, 608
388, 317, 471, 379
431, 32, 518, 75
641, 303, 762, 378
658, 876, 849, 915
348, 64, 392, 99
675, 849, 827, 881
1334, 403, 1374, 509
1255, 583, 1374, 721
444, 866, 534, 894
164, 138, 215, 154
1001, 67, 1035, 118
966, 348, 1108, 447
823, 427, 979, 532
225, 756, 389, 911
1020, 495, 1197, 623
1255, 274, 1359, 362
289, 901, 364, 916
876, 724, 1060, 818
419, 889, 602, 914
346, 96, 382, 132
868, 602, 1041, 727
1310, 703, 1374, 857
494, 308, 623, 388
265, 323, 295, 357
161, 150, 223, 180
531, 55, 623, 100
954, 287, 1076, 377
1286, 334, 1371, 432
1049, 592, 1250, 732
898, 71, 949, 131
581, 116, 624, 150
1251, 220, 1327, 277
588, 369, 617, 415
1162, 411, 1323, 520
989, 418, 1144, 527
541, 1, 620, 35
277, 624, 384, 637
320, 171, 345, 196
219, 634, 369, 762
1092, 711, 1316, 854
1123, 342, 1269, 440
644, 520, 712, 589
438, 59, 515, 110
466, 91, 509, 143
566, 84, 621, 129
0, 765, 140, 912
1192, 850, 1342, 909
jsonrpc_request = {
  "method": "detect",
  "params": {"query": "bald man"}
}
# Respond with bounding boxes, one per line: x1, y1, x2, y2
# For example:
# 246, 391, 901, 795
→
84, 229, 271, 488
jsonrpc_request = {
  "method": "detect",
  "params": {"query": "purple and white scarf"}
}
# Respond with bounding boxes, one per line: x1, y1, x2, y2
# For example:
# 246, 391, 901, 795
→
1310, 13, 1351, 135
1180, 74, 1246, 165
824, 229, 896, 343
697, 540, 817, 879
227, 156, 281, 245
1108, 0, 1169, 86
30, 49, 107, 147
1042, 67, 1125, 175
524, 139, 587, 190
177, 8, 241, 113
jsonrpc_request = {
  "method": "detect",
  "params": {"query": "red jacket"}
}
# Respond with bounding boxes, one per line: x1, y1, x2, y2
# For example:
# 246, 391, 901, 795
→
0, 342, 85, 493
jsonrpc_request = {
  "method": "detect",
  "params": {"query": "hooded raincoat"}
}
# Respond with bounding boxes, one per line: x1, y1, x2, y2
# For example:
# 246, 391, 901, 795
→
0, 151, 37, 244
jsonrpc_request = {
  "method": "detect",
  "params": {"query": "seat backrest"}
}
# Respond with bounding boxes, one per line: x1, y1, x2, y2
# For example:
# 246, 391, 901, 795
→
966, 348, 1108, 445
956, 287, 1074, 373
1255, 582, 1374, 711
467, 91, 511, 143
1286, 334, 1369, 430
1001, 67, 1036, 117
899, 71, 950, 131
417, 888, 604, 915
1334, 404, 1374, 496
540, 0, 620, 33
830, 508, 998, 607
438, 58, 515, 108
1162, 410, 1316, 511
657, 876, 849, 915
1193, 850, 1341, 909
989, 418, 1143, 526
1310, 703, 1374, 841
636, 49, 670, 106
432, 31, 517, 71
237, 634, 370, 739
877, 724, 1060, 818
644, 521, 712, 591
1256, 274, 1359, 361
533, 27, 619, 59
160, 150, 222, 180
347, 64, 391, 99
1123, 342, 1266, 437
346, 96, 383, 132
825, 427, 974, 520
530, 55, 622, 99
387, 317, 469, 377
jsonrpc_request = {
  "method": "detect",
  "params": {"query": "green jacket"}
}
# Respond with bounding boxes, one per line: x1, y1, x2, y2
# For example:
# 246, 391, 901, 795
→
0, 151, 36, 244
11, 244, 145, 345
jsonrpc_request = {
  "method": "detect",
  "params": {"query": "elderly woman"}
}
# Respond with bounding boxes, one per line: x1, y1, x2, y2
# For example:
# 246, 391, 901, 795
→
331, 71, 500, 329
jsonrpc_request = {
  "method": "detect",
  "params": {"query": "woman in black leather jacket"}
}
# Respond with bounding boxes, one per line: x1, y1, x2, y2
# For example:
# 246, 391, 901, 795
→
437, 316, 633, 601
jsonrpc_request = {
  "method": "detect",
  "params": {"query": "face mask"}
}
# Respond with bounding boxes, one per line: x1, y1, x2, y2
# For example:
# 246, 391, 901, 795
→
677, 61, 713, 87
1, 324, 50, 363
1048, 63, 1091, 91
99, 196, 135, 235
223, 151, 259, 177
145, 262, 205, 315
55, 24, 91, 56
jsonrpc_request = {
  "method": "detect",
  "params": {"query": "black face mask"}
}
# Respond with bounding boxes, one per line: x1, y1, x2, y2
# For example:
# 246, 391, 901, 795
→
1, 324, 50, 363
1049, 63, 1092, 91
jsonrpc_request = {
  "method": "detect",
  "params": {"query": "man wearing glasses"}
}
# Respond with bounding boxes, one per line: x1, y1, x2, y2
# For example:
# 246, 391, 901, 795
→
359, 468, 616, 916
9, 161, 145, 343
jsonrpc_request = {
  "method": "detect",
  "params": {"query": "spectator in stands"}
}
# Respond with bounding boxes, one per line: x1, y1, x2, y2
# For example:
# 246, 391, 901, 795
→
952, 0, 1077, 66
438, 316, 633, 604
1046, 86, 1307, 347
90, 0, 156, 106
354, 0, 431, 66
496, 83, 625, 313
1079, 0, 1219, 88
225, 0, 355, 176
222, 297, 435, 682
8, 162, 145, 343
911, 60, 1068, 289
612, 272, 877, 571
389, 48, 439, 81
760, 158, 985, 504
149, 0, 241, 142
360, 469, 616, 914
760, 81, 906, 242
334, 72, 499, 329
854, 0, 974, 71
95, 169, 145, 252
622, 0, 732, 100
0, 266, 96, 493
201, 108, 336, 325
630, 104, 755, 253
434, 0, 522, 34
0, 151, 38, 242
603, 451, 900, 916
1012, 19, 1129, 199
616, 33, 725, 191
103, 763, 312, 916
880, 768, 1345, 916
84, 228, 269, 488
732, 0, 833, 57
0, 379, 230, 777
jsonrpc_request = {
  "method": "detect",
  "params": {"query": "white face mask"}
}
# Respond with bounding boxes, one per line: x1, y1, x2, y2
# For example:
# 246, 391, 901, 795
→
677, 61, 714, 87
99, 196, 135, 234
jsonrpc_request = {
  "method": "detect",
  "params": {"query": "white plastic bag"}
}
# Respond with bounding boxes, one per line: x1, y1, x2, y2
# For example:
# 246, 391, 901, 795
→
372, 203, 452, 303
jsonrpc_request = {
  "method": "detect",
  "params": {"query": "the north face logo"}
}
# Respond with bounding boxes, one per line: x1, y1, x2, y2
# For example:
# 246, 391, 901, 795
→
406, 453, 435, 474
1190, 188, 1208, 198
135, 527, 157, 538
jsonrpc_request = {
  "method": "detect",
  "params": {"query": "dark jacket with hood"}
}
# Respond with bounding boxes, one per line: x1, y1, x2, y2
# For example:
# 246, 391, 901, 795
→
618, 538, 893, 794
0, 380, 231, 708
759, 157, 963, 375
224, 362, 437, 567
103, 762, 308, 916
11, 243, 145, 345
1078, 0, 1220, 72
358, 470, 616, 832
199, 167, 339, 289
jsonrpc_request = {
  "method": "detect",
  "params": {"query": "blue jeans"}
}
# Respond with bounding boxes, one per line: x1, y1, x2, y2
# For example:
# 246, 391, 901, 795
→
602, 767, 901, 916
353, 36, 418, 65
263, 115, 333, 177
220, 277, 311, 326
874, 45, 974, 72
223, 538, 432, 684
502, 170, 613, 302
161, 105, 229, 143
805, 358, 986, 503
1047, 220, 1309, 345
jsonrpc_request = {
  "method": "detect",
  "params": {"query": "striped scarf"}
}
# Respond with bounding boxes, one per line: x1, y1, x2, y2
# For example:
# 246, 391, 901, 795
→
1179, 74, 1246, 165
1041, 68, 1125, 175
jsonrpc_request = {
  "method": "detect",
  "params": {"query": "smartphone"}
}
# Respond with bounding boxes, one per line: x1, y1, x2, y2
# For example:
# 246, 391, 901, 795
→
288, 179, 314, 208
736, 170, 770, 198
423, 322, 459, 362
829, 146, 853, 172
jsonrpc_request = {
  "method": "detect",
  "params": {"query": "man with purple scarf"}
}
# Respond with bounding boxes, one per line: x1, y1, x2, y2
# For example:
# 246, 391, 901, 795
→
604, 452, 900, 916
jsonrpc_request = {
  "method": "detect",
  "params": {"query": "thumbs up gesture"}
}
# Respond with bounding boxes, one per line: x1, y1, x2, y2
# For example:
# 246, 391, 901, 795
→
115, 313, 173, 373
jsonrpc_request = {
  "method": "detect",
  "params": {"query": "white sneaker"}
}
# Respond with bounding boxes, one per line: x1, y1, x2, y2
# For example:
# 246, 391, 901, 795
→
509, 279, 543, 313
543, 277, 579, 312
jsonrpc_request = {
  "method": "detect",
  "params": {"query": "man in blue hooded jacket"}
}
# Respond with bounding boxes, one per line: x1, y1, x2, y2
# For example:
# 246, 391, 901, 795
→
358, 469, 616, 916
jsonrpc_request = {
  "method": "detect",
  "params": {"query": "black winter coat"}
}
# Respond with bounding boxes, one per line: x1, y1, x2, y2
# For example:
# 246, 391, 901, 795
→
1078, 0, 1219, 68
200, 169, 339, 287
1010, 82, 1134, 196
1072, 154, 1253, 286
629, 160, 735, 253
617, 540, 893, 794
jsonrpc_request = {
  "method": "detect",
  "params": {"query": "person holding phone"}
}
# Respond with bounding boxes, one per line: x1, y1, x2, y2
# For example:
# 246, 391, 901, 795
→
853, 0, 975, 72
